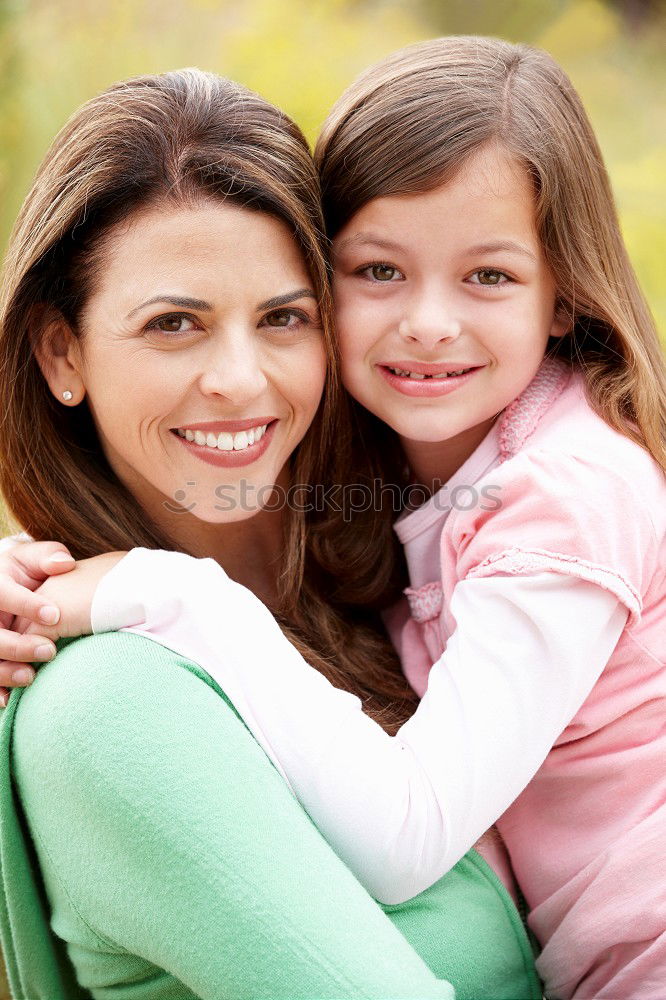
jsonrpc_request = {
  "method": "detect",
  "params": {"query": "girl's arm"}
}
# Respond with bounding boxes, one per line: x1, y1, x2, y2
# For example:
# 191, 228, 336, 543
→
87, 548, 627, 904
11, 630, 455, 1000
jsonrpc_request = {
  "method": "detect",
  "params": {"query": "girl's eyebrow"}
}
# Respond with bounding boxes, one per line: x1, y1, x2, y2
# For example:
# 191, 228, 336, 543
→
465, 240, 537, 261
334, 234, 406, 254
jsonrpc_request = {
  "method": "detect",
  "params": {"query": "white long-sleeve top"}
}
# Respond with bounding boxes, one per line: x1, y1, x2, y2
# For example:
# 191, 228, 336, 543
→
92, 547, 626, 905
0, 529, 625, 903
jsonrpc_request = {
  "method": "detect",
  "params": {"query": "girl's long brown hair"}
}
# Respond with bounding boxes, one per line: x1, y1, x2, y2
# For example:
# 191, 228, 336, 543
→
0, 69, 418, 731
312, 36, 666, 611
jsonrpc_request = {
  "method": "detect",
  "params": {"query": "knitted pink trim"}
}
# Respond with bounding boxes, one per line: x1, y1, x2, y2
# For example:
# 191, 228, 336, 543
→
404, 581, 443, 624
498, 358, 571, 462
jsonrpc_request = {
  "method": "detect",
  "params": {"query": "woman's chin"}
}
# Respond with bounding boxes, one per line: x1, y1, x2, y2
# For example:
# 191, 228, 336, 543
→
159, 482, 287, 526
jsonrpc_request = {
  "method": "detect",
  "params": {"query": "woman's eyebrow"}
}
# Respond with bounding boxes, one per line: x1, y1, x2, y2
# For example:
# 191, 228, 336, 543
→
126, 295, 213, 319
257, 288, 317, 310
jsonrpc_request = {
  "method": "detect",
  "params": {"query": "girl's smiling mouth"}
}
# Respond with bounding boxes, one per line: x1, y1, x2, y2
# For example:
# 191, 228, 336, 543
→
170, 418, 278, 467
377, 363, 484, 397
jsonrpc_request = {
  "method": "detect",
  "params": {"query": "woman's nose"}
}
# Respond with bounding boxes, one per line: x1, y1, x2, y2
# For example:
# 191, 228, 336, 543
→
198, 332, 269, 404
399, 288, 462, 349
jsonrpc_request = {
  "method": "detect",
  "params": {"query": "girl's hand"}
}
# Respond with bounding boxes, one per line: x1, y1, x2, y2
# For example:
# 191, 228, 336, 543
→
15, 551, 128, 644
0, 549, 127, 706
0, 540, 77, 704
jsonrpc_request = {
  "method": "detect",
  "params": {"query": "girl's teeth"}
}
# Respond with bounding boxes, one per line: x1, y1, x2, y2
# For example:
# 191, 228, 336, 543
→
389, 367, 472, 379
179, 424, 268, 452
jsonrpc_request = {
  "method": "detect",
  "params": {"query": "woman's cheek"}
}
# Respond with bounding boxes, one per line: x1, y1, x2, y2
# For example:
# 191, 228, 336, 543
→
290, 336, 327, 422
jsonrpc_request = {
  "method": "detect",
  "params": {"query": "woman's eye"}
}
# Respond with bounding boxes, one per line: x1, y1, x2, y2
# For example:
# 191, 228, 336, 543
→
147, 313, 198, 334
469, 269, 510, 287
262, 309, 305, 329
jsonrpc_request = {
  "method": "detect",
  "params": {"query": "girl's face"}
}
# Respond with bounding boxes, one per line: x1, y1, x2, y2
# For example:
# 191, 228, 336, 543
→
332, 144, 566, 473
57, 201, 326, 528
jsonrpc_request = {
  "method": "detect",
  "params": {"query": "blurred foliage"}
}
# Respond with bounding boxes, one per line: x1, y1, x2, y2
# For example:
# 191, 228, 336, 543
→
0, 0, 664, 339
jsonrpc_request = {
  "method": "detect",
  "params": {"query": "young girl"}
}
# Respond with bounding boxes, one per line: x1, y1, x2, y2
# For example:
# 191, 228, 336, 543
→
3, 38, 665, 999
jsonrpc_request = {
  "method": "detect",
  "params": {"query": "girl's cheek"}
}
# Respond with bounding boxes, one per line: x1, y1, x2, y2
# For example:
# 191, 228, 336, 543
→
337, 296, 382, 343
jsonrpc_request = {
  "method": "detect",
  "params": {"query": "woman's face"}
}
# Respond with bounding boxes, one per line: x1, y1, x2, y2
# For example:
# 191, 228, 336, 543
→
64, 200, 326, 526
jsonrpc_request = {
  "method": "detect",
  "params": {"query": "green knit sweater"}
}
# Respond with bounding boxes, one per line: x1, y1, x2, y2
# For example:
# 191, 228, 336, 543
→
0, 632, 541, 999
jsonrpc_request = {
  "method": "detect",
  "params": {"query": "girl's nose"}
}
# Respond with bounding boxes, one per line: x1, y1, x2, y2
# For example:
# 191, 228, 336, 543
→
198, 332, 269, 405
399, 290, 462, 349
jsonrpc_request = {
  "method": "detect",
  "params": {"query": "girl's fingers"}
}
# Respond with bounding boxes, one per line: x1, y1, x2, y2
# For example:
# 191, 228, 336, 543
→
0, 575, 60, 626
38, 546, 76, 576
8, 541, 75, 582
0, 688, 8, 708
0, 663, 36, 689
0, 628, 56, 665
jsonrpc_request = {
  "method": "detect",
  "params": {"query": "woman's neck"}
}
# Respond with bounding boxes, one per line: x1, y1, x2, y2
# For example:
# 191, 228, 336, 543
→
169, 508, 284, 608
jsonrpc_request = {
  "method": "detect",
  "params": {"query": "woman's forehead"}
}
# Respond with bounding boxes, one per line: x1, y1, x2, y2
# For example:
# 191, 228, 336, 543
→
88, 201, 311, 311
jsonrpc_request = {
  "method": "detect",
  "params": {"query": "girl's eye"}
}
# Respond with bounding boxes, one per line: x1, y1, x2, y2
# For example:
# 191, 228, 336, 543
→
262, 308, 307, 329
146, 313, 198, 335
468, 269, 510, 287
361, 263, 403, 282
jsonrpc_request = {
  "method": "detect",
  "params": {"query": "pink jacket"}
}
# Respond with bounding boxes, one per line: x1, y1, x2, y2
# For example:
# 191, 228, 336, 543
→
393, 359, 666, 998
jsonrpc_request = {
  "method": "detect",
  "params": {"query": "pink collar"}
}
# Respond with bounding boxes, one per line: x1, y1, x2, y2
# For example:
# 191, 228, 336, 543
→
498, 358, 571, 462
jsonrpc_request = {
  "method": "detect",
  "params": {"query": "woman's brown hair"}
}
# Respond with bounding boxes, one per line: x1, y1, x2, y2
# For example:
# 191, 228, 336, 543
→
0, 68, 417, 731
312, 35, 666, 611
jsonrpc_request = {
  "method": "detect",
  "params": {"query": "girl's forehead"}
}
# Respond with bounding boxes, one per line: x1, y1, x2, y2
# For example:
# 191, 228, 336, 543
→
334, 148, 538, 251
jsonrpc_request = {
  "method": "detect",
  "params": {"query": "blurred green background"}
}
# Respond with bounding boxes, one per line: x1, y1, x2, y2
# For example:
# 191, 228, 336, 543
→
1, 0, 665, 337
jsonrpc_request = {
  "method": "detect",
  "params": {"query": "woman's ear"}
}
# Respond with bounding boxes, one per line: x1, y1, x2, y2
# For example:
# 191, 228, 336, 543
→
33, 309, 86, 406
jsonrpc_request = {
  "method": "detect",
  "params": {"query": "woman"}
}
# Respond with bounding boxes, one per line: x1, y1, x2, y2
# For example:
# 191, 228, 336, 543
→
0, 70, 540, 998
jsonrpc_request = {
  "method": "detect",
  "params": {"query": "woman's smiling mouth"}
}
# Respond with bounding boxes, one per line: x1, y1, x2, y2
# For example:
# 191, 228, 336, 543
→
171, 418, 278, 467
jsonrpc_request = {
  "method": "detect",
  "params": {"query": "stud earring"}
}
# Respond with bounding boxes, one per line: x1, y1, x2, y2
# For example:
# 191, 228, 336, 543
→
62, 390, 73, 401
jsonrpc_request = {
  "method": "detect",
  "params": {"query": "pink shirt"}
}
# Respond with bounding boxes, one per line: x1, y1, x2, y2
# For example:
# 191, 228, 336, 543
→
390, 359, 666, 998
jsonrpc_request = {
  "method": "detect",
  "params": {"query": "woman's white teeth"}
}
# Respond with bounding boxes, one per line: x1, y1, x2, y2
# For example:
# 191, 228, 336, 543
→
177, 424, 268, 451
389, 367, 472, 379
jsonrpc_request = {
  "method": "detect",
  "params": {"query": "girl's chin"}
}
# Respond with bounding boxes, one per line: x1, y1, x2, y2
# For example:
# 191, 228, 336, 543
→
391, 421, 468, 445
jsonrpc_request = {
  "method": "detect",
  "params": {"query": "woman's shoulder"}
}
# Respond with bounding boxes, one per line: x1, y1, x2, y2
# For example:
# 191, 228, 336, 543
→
13, 632, 232, 780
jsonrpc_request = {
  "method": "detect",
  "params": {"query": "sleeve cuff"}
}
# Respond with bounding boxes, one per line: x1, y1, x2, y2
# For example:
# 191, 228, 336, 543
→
91, 548, 222, 633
